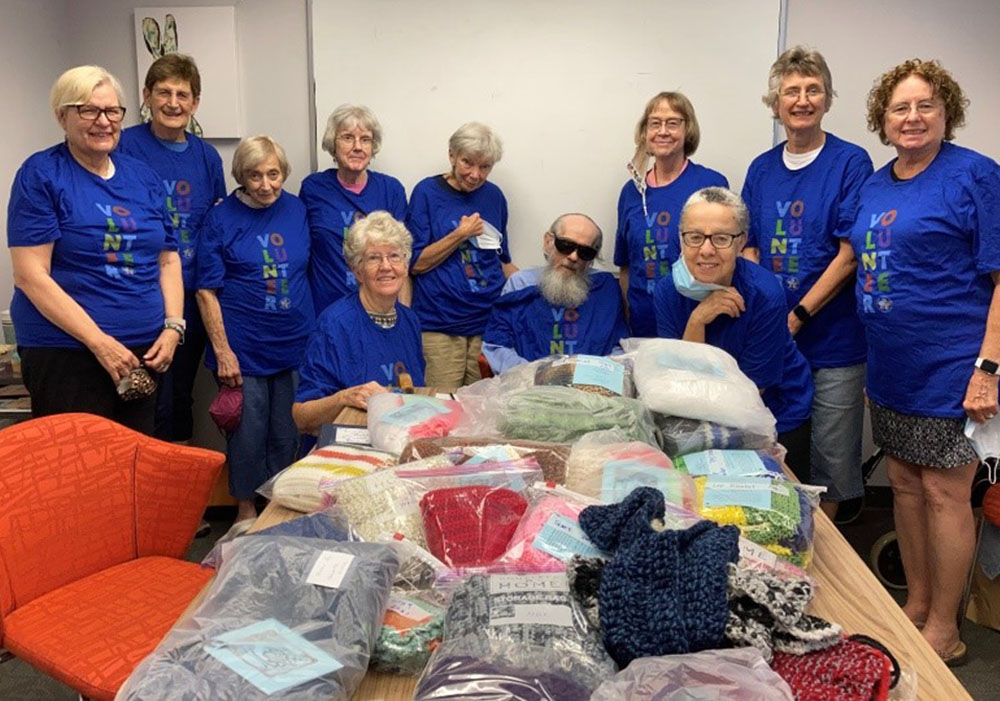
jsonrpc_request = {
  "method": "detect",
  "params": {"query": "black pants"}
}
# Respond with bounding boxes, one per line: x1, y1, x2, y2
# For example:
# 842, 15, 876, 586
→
154, 294, 207, 441
20, 345, 156, 436
779, 418, 812, 484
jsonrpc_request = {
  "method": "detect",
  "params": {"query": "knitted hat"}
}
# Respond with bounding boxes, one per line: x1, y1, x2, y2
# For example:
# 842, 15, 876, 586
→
771, 636, 894, 701
578, 486, 740, 666
420, 486, 527, 568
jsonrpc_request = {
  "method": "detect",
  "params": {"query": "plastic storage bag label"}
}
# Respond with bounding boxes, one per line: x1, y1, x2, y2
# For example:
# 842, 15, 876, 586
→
676, 450, 766, 477
490, 602, 574, 627
203, 619, 343, 695
600, 460, 674, 503
704, 477, 786, 510
532, 513, 606, 562
306, 551, 355, 589
567, 355, 626, 395
489, 572, 569, 594
384, 596, 436, 630
380, 397, 449, 426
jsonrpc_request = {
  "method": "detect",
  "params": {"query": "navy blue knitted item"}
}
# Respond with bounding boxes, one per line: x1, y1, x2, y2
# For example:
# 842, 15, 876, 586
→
578, 486, 740, 666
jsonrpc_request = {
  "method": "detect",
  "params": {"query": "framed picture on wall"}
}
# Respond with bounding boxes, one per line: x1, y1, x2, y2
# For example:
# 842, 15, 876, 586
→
133, 6, 240, 138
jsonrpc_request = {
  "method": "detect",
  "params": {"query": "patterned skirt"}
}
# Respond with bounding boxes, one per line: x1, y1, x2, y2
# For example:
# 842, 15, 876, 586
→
869, 401, 978, 469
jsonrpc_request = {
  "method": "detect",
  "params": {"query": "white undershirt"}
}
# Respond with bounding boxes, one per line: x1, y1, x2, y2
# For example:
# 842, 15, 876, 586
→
100, 158, 116, 180
783, 143, 824, 170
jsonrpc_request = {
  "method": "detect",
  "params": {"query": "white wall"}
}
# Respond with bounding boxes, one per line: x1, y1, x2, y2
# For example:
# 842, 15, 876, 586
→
786, 0, 1000, 164
0, 0, 71, 307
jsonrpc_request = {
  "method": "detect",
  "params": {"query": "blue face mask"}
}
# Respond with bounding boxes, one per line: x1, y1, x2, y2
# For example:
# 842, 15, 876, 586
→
672, 256, 727, 301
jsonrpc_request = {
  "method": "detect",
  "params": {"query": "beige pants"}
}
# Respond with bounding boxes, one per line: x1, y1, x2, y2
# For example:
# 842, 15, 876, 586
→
421, 332, 483, 389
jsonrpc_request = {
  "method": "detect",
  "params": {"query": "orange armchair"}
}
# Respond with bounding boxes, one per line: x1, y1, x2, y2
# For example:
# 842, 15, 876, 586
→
0, 413, 225, 700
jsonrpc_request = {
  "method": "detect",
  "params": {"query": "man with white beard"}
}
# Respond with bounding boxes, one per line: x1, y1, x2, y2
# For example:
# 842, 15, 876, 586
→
482, 213, 629, 373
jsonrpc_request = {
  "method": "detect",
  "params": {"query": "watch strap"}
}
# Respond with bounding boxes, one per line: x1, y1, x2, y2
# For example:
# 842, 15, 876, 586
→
976, 357, 999, 375
792, 304, 812, 323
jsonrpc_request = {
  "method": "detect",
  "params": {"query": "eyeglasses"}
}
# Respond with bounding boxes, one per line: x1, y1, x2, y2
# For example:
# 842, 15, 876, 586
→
550, 233, 599, 261
72, 104, 126, 122
647, 118, 685, 133
887, 100, 942, 118
337, 133, 374, 147
781, 86, 825, 100
680, 231, 744, 249
363, 251, 406, 268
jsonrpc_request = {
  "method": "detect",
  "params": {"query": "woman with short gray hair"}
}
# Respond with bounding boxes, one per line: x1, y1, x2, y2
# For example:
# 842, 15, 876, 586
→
293, 211, 425, 434
741, 45, 873, 521
406, 121, 517, 388
301, 104, 407, 315
196, 134, 314, 525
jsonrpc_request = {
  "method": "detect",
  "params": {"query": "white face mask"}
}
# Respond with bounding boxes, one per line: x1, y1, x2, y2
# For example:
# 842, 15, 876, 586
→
671, 256, 727, 301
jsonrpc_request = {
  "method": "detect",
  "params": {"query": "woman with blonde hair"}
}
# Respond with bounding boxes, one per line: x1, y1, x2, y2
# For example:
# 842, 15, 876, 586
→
197, 135, 314, 525
8, 65, 182, 434
614, 91, 728, 336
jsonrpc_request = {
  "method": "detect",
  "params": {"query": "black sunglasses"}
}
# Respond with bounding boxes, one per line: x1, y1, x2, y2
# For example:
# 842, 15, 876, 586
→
550, 233, 599, 261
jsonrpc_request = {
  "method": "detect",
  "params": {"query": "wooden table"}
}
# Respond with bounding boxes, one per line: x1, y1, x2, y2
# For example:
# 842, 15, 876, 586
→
258, 397, 971, 700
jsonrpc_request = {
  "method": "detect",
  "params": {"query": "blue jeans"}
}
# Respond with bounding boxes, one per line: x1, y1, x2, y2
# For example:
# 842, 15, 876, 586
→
227, 369, 299, 499
810, 363, 866, 502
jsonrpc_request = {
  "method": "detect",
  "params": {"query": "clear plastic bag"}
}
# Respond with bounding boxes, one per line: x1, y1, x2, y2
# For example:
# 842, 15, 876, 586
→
401, 460, 542, 569
693, 475, 822, 568
473, 385, 657, 446
372, 589, 446, 675
399, 436, 572, 484
655, 414, 776, 457
118, 536, 398, 700
622, 337, 777, 437
564, 430, 698, 510
257, 443, 396, 512
201, 508, 356, 569
530, 354, 634, 397
492, 484, 605, 573
590, 647, 793, 700
415, 572, 617, 699
367, 393, 465, 455
325, 454, 458, 547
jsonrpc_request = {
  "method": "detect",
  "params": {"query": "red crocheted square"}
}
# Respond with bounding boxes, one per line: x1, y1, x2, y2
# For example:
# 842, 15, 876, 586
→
420, 486, 527, 568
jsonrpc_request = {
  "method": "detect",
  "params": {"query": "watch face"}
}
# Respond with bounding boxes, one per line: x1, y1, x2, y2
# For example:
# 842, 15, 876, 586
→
978, 358, 999, 374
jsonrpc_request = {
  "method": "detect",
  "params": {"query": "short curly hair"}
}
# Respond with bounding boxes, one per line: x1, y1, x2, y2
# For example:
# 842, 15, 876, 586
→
866, 58, 968, 145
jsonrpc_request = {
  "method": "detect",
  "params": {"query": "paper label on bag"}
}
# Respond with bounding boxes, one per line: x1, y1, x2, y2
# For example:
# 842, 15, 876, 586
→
489, 572, 569, 594
204, 619, 342, 694
569, 355, 625, 395
383, 596, 436, 631
533, 513, 605, 561
739, 538, 779, 567
380, 397, 448, 426
703, 477, 774, 510
490, 602, 573, 627
678, 450, 766, 477
601, 461, 676, 503
305, 551, 354, 588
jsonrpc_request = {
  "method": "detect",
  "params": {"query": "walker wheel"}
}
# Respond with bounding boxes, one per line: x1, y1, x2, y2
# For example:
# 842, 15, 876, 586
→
869, 530, 907, 590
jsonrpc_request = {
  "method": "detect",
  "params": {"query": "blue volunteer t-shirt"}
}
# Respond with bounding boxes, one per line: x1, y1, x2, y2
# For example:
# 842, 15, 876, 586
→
196, 191, 315, 377
299, 169, 407, 315
848, 142, 1000, 418
483, 269, 629, 361
654, 258, 813, 433
742, 134, 871, 369
7, 143, 177, 348
295, 294, 425, 402
117, 123, 226, 290
614, 162, 728, 337
406, 175, 512, 336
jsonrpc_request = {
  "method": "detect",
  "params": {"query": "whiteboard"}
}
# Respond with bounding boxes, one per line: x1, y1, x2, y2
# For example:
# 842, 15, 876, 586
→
311, 0, 781, 268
